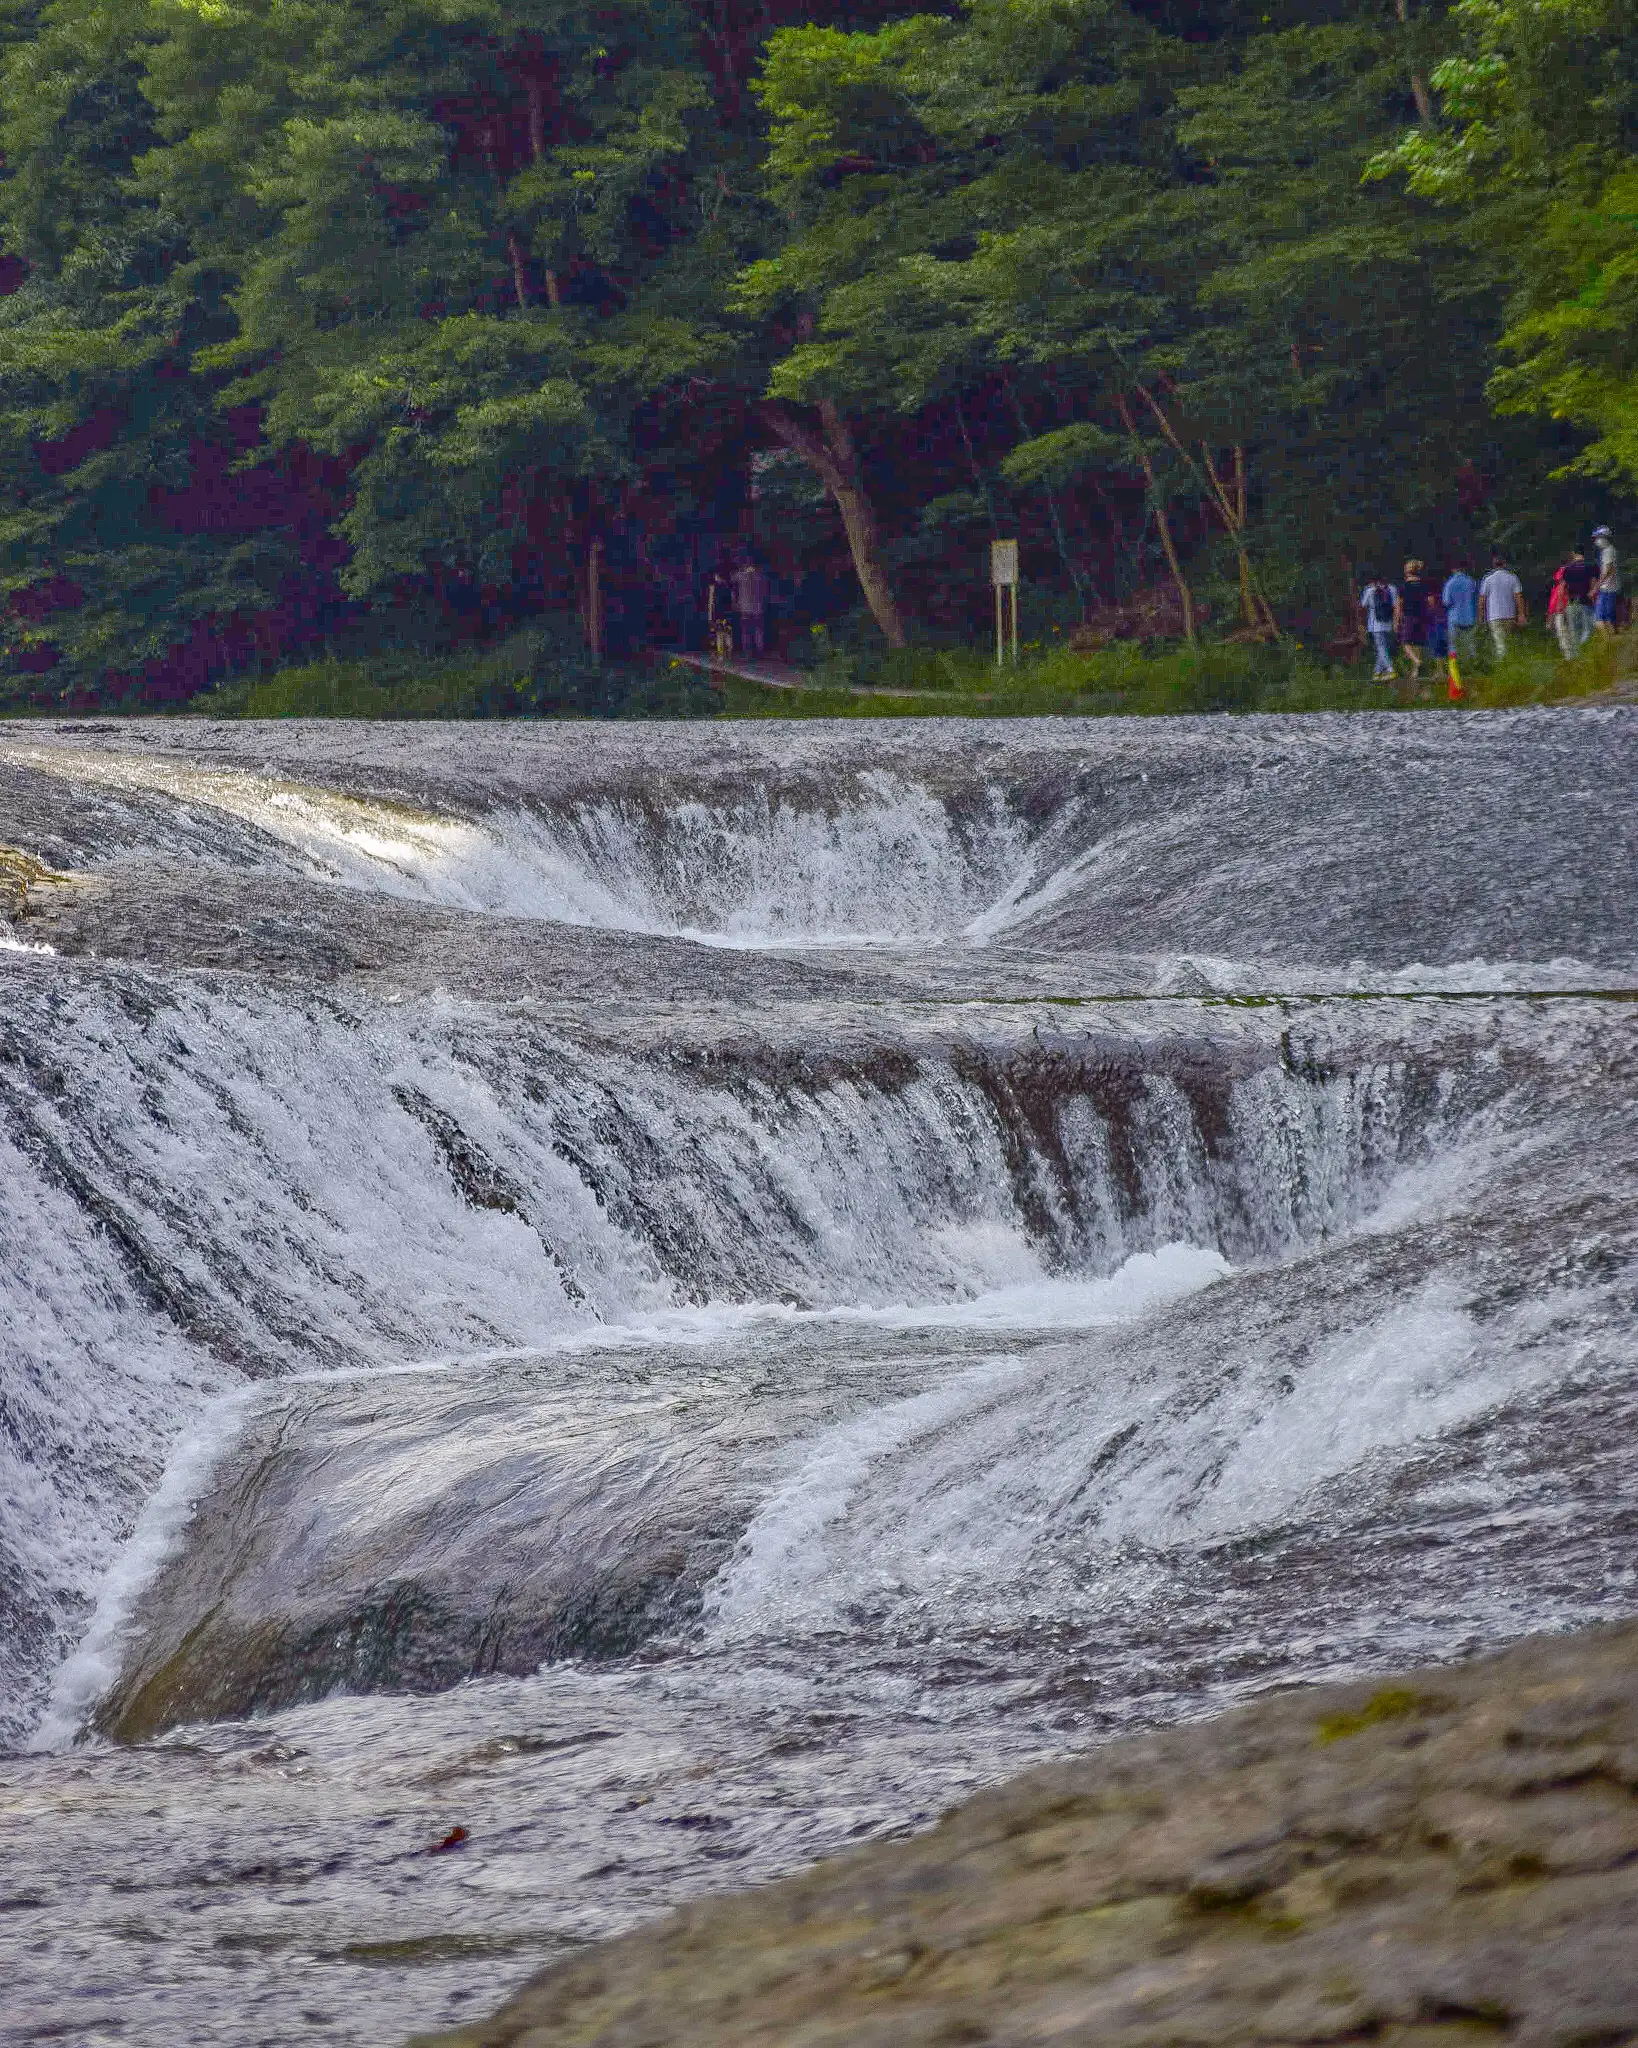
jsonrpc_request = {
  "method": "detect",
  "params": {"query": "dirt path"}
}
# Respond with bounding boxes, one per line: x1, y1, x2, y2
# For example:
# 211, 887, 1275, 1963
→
669, 651, 938, 701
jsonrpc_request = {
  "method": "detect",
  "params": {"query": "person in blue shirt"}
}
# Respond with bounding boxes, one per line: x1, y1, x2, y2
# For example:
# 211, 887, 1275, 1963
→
1442, 561, 1478, 663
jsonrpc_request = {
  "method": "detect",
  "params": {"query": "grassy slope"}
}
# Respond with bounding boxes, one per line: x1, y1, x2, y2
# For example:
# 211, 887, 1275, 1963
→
181, 624, 1631, 721
717, 627, 1630, 720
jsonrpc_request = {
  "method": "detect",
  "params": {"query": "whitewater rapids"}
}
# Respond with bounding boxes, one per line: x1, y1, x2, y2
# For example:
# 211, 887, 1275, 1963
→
1, 709, 1635, 2047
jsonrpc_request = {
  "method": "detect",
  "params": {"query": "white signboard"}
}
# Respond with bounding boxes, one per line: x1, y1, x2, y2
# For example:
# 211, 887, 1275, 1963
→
991, 541, 1020, 666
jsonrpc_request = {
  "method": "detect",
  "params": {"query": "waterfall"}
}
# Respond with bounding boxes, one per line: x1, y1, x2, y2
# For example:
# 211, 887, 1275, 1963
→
1, 711, 1634, 2048
0, 935, 1535, 1745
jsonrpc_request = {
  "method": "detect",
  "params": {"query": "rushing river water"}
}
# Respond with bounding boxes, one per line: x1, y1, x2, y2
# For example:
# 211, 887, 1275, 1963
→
2, 710, 1636, 2047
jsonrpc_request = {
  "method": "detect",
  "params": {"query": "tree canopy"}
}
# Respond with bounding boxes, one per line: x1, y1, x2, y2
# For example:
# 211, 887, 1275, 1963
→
0, 0, 1630, 706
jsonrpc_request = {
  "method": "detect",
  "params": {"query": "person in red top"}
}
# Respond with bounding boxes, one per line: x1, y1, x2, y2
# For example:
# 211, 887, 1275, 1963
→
1553, 546, 1595, 659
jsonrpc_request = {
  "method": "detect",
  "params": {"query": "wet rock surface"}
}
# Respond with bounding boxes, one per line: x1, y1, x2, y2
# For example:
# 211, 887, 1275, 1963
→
92, 1367, 772, 1742
5, 710, 1637, 984
418, 1621, 1638, 2048
3, 712, 1637, 2047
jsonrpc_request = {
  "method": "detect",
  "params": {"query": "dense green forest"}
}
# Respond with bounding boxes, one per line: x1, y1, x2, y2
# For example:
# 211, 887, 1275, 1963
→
0, 0, 1632, 711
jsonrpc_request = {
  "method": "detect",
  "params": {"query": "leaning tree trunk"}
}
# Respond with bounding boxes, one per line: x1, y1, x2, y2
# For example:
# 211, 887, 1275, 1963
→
759, 399, 908, 649
1116, 392, 1196, 648
1394, 0, 1434, 123
829, 479, 904, 651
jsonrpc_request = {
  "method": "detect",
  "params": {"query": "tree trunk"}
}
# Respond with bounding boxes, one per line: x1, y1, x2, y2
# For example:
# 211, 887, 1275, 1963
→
526, 79, 547, 163
1003, 376, 1087, 617
523, 79, 562, 308
1200, 439, 1278, 640
830, 480, 904, 650
1394, 0, 1434, 122
759, 398, 907, 648
1117, 392, 1195, 648
1340, 551, 1364, 646
1130, 381, 1278, 640
1233, 445, 1255, 629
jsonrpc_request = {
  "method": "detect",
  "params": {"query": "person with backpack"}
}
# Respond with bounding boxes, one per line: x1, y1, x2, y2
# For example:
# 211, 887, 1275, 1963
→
705, 563, 735, 659
1479, 550, 1527, 657
1360, 574, 1397, 679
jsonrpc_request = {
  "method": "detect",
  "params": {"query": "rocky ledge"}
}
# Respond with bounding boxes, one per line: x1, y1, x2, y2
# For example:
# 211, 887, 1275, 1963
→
413, 1622, 1638, 2048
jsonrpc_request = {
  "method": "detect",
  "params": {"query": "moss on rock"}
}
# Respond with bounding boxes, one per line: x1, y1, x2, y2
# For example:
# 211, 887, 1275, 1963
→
410, 1622, 1638, 2048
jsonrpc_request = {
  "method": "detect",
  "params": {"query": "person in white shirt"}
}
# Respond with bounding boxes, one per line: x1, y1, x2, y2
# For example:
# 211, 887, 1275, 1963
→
732, 555, 770, 658
1478, 550, 1526, 658
1359, 576, 1398, 678
1592, 525, 1621, 636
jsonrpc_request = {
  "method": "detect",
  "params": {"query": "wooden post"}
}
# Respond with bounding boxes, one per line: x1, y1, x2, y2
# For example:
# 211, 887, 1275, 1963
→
992, 539, 1019, 667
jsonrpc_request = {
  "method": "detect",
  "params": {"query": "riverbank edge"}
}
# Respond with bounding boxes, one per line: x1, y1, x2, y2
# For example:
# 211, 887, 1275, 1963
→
412, 1619, 1638, 2047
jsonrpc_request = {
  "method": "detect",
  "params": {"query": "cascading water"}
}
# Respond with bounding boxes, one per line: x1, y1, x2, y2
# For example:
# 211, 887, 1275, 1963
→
1, 710, 1635, 2048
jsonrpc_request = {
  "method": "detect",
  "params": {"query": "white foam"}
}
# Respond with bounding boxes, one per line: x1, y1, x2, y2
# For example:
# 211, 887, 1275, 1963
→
1167, 1296, 1509, 1540
0, 1121, 241, 1748
23, 1248, 1231, 1749
707, 1244, 1230, 1634
7, 749, 1057, 948
1382, 955, 1600, 993
704, 1174, 1593, 1638
962, 814, 1153, 944
28, 1382, 264, 1752
812, 1242, 1231, 1333
182, 1248, 1236, 1390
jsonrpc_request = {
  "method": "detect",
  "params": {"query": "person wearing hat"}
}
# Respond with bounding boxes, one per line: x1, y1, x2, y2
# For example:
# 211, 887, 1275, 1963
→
1592, 526, 1621, 636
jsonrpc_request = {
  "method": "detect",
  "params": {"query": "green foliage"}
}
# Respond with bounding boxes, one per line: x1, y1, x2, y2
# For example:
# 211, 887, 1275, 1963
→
0, 0, 310, 690
202, 626, 719, 719
1001, 425, 1129, 490
1488, 170, 1638, 489
163, 0, 729, 595
720, 616, 1621, 721
1317, 1686, 1441, 1743
1369, 0, 1638, 491
741, 0, 1171, 416
0, 0, 1630, 708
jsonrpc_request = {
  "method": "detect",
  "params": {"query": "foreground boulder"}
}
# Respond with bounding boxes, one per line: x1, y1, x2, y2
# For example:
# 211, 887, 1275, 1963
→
414, 1622, 1638, 2047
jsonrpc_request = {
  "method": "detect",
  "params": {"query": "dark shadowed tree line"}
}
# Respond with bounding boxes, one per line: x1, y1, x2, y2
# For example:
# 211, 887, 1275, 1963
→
0, 0, 1631, 708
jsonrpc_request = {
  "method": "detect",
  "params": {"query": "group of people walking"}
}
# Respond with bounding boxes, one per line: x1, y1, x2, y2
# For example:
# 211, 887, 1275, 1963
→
1359, 527, 1621, 683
